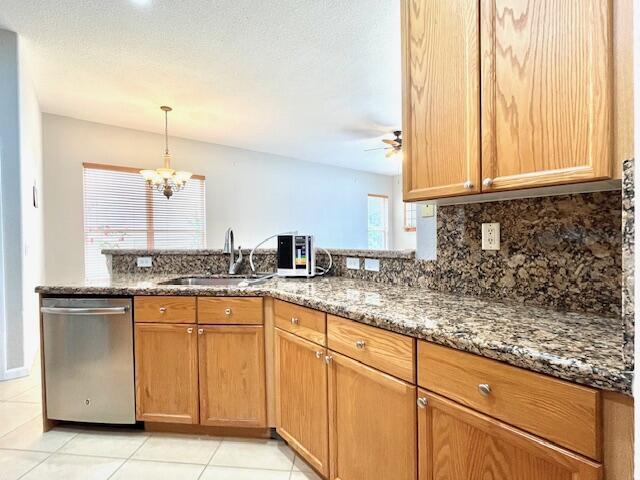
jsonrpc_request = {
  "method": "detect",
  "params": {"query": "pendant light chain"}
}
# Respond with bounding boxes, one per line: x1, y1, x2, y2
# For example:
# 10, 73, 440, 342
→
139, 106, 193, 199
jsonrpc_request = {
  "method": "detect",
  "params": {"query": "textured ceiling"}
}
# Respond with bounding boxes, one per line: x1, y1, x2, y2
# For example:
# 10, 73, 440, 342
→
0, 0, 401, 175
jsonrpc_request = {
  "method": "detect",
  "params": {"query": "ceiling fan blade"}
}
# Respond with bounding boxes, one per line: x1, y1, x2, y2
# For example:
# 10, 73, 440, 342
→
382, 139, 400, 146
364, 147, 389, 152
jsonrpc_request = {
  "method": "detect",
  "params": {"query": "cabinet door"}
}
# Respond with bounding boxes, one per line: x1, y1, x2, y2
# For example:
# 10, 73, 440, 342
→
401, 0, 480, 200
199, 325, 266, 427
417, 389, 602, 480
328, 351, 416, 480
134, 323, 199, 424
275, 328, 329, 477
481, 0, 612, 191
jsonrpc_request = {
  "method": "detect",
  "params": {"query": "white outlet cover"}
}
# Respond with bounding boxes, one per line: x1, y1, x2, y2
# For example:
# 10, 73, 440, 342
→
481, 223, 501, 251
346, 257, 360, 270
364, 258, 380, 272
137, 256, 153, 268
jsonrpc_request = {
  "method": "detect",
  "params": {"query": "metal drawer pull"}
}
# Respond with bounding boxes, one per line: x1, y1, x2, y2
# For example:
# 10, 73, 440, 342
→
159, 307, 167, 313
291, 317, 299, 325
315, 351, 323, 359
483, 178, 494, 187
224, 308, 232, 315
478, 383, 492, 397
324, 355, 333, 365
463, 181, 473, 190
40, 306, 128, 315
417, 397, 428, 409
355, 340, 366, 349
187, 327, 193, 334
198, 328, 204, 335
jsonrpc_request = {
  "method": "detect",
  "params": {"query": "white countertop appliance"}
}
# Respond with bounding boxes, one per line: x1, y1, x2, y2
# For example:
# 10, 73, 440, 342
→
277, 234, 316, 277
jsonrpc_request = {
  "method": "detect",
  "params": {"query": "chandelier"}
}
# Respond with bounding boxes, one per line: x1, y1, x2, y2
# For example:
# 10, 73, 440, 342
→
140, 106, 192, 199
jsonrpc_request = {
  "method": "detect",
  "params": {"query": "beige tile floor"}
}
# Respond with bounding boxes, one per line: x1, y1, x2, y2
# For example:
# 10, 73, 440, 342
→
0, 365, 321, 480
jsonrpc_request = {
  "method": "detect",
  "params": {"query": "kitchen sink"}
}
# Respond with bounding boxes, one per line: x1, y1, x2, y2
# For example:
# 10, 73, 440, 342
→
159, 276, 267, 286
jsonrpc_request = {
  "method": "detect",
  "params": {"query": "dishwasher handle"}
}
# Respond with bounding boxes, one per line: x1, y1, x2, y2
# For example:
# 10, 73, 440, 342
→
40, 306, 129, 316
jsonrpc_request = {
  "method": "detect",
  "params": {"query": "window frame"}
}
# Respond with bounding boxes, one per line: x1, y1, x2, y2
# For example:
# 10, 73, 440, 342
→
367, 193, 389, 250
404, 202, 417, 232
82, 162, 206, 280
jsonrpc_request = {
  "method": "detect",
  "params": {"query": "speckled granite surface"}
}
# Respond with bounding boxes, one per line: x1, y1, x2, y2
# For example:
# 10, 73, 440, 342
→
36, 275, 630, 395
622, 159, 635, 370
105, 191, 622, 317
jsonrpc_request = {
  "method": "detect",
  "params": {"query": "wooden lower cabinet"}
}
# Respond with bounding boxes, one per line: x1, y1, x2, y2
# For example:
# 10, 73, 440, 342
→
417, 389, 602, 480
134, 323, 199, 424
275, 328, 329, 477
328, 351, 417, 480
198, 325, 266, 427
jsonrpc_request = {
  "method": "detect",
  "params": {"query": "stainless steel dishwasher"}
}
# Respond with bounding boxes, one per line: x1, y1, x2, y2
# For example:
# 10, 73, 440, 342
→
41, 298, 135, 424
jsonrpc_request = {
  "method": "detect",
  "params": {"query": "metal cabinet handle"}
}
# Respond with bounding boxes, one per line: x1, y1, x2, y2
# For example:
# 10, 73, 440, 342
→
417, 397, 428, 409
324, 355, 333, 365
315, 351, 323, 359
483, 178, 494, 187
224, 308, 232, 315
187, 327, 193, 334
159, 307, 167, 313
463, 181, 473, 190
198, 328, 204, 335
478, 383, 491, 397
291, 317, 299, 325
355, 340, 366, 349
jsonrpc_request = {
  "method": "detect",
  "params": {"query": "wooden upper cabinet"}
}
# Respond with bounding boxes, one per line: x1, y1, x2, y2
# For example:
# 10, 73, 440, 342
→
198, 325, 266, 428
275, 328, 329, 477
417, 390, 602, 480
135, 323, 199, 424
401, 0, 481, 200
328, 351, 417, 480
480, 0, 613, 191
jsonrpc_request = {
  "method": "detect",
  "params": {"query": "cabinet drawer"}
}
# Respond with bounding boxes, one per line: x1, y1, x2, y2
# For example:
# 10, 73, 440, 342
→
327, 315, 415, 383
418, 341, 601, 460
274, 300, 326, 346
198, 297, 263, 325
134, 296, 196, 324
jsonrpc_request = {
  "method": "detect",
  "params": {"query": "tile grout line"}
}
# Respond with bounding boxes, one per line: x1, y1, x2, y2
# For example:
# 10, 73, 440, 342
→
195, 435, 224, 480
0, 412, 42, 440
104, 432, 152, 480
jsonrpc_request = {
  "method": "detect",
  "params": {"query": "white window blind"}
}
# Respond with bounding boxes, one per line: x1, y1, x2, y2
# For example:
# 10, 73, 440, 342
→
83, 163, 206, 281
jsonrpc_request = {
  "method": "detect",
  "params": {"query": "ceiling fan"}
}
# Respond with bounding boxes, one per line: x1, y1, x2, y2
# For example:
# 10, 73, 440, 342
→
365, 130, 402, 158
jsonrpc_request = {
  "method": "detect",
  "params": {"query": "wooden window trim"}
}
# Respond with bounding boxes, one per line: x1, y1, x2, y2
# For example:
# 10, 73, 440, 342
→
83, 162, 206, 181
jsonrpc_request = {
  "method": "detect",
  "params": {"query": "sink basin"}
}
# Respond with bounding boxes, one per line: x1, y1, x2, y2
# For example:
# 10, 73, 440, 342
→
159, 276, 265, 286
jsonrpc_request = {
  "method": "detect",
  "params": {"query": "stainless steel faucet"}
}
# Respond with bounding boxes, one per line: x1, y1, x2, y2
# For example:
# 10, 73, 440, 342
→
223, 228, 243, 275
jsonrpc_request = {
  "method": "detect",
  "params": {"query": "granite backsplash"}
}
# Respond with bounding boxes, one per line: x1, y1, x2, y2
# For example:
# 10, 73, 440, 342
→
107, 190, 622, 317
622, 159, 634, 369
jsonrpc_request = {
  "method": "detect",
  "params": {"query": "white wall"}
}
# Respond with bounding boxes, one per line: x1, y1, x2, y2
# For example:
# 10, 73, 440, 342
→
18, 38, 44, 374
390, 175, 416, 250
43, 114, 394, 283
0, 29, 43, 379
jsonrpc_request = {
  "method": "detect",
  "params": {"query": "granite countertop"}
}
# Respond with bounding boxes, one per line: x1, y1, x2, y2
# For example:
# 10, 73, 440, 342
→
36, 275, 631, 395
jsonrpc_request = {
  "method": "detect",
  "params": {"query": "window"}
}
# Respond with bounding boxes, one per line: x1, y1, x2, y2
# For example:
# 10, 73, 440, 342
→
83, 163, 206, 281
367, 194, 388, 249
404, 203, 417, 232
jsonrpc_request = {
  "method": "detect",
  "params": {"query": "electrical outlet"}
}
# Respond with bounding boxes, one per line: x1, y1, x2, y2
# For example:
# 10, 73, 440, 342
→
137, 256, 153, 268
364, 258, 380, 272
346, 257, 360, 270
481, 223, 500, 251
